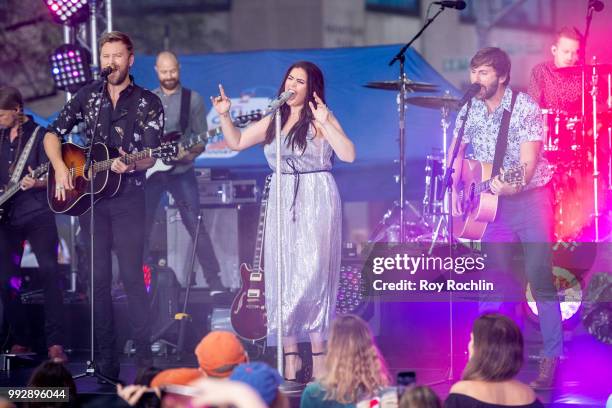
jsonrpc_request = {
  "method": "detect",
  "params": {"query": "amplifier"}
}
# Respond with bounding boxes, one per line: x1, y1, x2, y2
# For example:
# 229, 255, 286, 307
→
197, 179, 258, 205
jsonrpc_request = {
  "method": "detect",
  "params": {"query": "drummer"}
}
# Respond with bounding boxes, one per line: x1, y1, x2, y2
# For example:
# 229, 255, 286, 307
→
528, 26, 582, 112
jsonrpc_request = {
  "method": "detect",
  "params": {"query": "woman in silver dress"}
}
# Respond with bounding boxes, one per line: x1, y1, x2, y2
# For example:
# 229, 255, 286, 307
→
211, 61, 355, 381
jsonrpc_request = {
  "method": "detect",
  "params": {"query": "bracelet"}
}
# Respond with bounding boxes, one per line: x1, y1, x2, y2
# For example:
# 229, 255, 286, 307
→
220, 112, 230, 118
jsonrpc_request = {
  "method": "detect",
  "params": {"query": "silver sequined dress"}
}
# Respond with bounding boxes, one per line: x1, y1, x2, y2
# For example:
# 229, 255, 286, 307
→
263, 129, 342, 341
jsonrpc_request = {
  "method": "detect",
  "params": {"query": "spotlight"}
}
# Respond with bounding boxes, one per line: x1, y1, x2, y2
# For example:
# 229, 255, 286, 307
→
525, 266, 582, 322
49, 44, 92, 93
44, 0, 89, 26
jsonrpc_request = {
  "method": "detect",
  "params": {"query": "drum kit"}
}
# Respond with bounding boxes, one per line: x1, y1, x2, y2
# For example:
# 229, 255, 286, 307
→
366, 61, 612, 244
543, 62, 612, 242
364, 78, 460, 244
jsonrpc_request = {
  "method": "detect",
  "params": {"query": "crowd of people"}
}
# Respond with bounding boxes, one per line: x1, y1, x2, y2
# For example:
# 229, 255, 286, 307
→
0, 313, 544, 408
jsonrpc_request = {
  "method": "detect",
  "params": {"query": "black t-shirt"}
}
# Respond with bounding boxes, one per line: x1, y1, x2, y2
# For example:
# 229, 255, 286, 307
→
0, 116, 50, 224
444, 393, 545, 408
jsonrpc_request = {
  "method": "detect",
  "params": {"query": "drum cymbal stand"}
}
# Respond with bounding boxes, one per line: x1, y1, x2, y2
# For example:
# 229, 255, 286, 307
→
427, 99, 452, 248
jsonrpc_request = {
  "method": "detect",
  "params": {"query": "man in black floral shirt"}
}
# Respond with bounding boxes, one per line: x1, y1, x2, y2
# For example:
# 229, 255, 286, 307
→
44, 31, 163, 380
449, 48, 562, 390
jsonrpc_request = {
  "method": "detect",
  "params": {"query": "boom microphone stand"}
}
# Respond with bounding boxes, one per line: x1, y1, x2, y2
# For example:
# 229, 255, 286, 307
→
73, 77, 116, 385
388, 3, 447, 243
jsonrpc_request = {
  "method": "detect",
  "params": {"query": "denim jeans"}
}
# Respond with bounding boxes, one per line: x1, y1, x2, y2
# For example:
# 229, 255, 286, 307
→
0, 212, 64, 348
79, 186, 151, 367
480, 185, 563, 357
144, 168, 221, 284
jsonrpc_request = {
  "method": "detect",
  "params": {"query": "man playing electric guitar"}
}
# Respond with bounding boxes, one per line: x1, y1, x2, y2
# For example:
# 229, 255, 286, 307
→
146, 51, 223, 292
43, 31, 164, 380
448, 48, 562, 389
0, 86, 67, 363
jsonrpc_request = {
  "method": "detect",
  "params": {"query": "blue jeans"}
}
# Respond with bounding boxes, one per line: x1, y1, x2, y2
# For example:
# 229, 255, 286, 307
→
145, 168, 221, 284
481, 186, 563, 357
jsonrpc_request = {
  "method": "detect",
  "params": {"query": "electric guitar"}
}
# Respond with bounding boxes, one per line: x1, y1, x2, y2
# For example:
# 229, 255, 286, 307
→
452, 159, 526, 240
146, 111, 263, 179
230, 175, 271, 341
0, 162, 50, 220
47, 142, 177, 216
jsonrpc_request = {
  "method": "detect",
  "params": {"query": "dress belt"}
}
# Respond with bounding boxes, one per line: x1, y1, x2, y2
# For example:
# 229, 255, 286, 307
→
276, 157, 330, 221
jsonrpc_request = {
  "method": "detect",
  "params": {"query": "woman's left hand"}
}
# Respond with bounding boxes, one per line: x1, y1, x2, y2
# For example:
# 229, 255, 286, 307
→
309, 91, 329, 125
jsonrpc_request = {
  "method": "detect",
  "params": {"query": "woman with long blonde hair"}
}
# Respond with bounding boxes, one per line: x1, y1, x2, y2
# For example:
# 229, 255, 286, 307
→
300, 314, 390, 407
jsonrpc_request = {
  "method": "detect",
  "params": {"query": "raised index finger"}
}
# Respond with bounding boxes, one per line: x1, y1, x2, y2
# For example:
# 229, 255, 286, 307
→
218, 84, 227, 99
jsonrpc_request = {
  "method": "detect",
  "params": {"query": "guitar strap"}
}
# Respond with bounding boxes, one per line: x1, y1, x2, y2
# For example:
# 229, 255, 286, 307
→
9, 126, 41, 185
179, 87, 191, 135
121, 86, 143, 152
492, 90, 518, 176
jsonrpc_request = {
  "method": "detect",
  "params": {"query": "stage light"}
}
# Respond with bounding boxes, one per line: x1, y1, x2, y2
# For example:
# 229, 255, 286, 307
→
49, 44, 92, 93
336, 262, 366, 315
526, 266, 582, 322
44, 0, 89, 26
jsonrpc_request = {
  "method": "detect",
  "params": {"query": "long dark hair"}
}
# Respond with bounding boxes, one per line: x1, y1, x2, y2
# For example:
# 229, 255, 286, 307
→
264, 61, 325, 152
462, 313, 524, 382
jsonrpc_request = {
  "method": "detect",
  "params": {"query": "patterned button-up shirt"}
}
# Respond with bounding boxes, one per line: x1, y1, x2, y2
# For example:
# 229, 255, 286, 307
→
48, 77, 164, 187
453, 87, 553, 189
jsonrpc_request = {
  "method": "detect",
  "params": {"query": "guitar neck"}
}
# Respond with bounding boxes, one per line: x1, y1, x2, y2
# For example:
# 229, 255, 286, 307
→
92, 149, 152, 173
0, 162, 49, 206
252, 179, 271, 269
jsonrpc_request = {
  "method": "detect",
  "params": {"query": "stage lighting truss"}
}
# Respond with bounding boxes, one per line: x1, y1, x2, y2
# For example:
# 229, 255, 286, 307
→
526, 266, 583, 322
45, 0, 90, 26
50, 44, 92, 93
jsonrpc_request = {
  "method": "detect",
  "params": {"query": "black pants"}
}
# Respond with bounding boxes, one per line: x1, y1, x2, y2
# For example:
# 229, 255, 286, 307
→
0, 212, 64, 348
144, 168, 221, 284
79, 186, 151, 369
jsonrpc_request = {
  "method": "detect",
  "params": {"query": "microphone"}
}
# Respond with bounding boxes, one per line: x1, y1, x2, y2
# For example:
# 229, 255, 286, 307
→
588, 0, 604, 12
99, 66, 115, 78
433, 1, 467, 10
265, 90, 295, 114
458, 83, 482, 107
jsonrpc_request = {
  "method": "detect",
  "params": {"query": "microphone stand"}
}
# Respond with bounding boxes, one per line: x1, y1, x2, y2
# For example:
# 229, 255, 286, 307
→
388, 2, 458, 384
389, 5, 447, 243
581, 2, 602, 241
73, 77, 116, 385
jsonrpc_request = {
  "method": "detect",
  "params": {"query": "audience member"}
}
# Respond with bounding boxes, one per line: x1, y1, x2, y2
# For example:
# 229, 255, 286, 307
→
399, 385, 441, 408
230, 362, 288, 408
444, 313, 544, 408
300, 314, 390, 408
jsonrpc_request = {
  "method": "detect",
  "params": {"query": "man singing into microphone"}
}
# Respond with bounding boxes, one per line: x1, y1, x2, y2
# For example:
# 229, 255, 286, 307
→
448, 48, 562, 390
43, 31, 164, 380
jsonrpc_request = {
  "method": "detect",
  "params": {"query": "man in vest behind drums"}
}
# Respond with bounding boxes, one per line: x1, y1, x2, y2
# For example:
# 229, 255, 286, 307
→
147, 51, 223, 293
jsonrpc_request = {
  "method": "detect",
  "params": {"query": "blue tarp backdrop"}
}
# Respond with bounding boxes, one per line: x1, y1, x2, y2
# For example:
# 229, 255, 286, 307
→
131, 44, 459, 169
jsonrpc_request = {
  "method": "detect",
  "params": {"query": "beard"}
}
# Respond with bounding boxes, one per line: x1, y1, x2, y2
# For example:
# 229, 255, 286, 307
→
107, 66, 129, 86
161, 79, 179, 91
476, 78, 500, 101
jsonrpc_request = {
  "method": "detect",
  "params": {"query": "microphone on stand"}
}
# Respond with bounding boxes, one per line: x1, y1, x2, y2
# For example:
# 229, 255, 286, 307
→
588, 0, 604, 12
263, 90, 296, 116
99, 65, 116, 78
458, 83, 482, 107
432, 1, 467, 10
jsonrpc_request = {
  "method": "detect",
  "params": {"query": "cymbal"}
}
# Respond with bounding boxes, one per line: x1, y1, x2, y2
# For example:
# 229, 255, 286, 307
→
405, 95, 460, 110
556, 63, 612, 75
364, 79, 439, 93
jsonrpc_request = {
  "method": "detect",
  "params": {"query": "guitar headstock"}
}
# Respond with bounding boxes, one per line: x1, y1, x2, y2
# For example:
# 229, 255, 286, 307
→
501, 164, 526, 187
153, 143, 179, 159
233, 111, 263, 128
